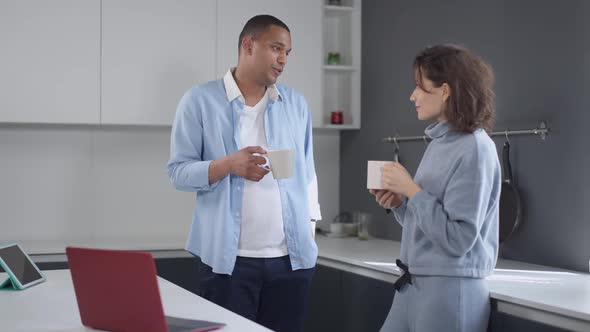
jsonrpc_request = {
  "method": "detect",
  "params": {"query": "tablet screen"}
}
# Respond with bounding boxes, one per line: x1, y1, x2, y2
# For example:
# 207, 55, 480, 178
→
0, 245, 43, 286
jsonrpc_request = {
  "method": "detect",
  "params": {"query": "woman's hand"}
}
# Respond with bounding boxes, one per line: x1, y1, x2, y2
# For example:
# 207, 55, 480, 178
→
381, 162, 422, 198
369, 189, 404, 209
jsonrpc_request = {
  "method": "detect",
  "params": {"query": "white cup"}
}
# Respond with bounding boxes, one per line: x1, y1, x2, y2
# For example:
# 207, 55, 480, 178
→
262, 149, 295, 179
367, 160, 390, 189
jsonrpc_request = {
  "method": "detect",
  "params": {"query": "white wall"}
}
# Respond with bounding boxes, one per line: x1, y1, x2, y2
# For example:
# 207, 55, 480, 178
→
0, 125, 339, 254
0, 0, 339, 254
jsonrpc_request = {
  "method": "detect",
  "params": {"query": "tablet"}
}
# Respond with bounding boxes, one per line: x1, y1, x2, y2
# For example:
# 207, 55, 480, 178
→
0, 243, 45, 290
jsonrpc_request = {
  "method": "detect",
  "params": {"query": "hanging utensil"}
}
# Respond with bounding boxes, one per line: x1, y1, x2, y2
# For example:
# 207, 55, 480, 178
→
499, 133, 522, 243
385, 138, 401, 214
393, 137, 400, 163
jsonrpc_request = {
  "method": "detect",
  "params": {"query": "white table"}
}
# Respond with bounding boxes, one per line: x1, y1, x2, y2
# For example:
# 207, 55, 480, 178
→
316, 235, 590, 332
0, 269, 272, 332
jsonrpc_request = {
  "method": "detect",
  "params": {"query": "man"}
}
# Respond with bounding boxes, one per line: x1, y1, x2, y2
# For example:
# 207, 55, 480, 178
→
167, 15, 321, 332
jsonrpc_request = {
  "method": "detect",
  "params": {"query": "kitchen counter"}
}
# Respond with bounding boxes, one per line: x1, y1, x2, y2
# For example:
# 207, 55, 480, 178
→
0, 269, 272, 332
315, 235, 590, 332
25, 236, 590, 331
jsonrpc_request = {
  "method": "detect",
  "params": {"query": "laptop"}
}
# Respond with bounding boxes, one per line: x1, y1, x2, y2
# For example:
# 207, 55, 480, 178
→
66, 247, 225, 332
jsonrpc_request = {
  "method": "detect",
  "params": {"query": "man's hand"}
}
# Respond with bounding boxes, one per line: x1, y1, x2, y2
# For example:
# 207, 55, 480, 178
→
369, 189, 404, 209
229, 146, 270, 182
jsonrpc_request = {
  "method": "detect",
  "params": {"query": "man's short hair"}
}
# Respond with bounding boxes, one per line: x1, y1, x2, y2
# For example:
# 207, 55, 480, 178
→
238, 15, 290, 52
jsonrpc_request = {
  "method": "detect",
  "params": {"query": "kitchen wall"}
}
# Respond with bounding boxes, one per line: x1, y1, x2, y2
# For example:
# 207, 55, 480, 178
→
0, 125, 339, 252
341, 0, 590, 272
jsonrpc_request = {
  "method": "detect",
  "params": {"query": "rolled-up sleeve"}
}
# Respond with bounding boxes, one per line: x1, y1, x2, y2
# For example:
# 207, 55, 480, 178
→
167, 91, 220, 192
302, 99, 322, 221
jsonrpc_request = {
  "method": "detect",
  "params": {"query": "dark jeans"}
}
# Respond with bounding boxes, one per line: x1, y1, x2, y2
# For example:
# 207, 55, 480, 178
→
198, 256, 315, 332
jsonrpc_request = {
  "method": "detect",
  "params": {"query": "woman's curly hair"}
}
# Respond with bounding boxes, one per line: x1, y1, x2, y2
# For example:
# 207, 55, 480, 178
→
414, 44, 495, 133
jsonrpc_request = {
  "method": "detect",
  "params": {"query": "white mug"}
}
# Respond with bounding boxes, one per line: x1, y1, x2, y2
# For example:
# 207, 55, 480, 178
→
262, 149, 295, 179
367, 160, 390, 189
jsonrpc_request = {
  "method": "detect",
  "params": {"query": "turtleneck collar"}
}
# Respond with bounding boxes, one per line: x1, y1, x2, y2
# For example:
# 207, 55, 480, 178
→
424, 121, 452, 139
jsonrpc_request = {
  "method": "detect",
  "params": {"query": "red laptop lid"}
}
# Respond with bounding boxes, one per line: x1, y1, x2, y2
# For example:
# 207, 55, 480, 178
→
66, 247, 169, 332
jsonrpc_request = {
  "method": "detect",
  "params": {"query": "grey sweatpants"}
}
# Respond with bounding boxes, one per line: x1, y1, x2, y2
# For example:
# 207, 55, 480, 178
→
380, 275, 490, 332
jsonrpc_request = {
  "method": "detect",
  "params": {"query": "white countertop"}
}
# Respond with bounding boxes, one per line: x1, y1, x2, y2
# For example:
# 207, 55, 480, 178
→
315, 235, 590, 330
0, 269, 271, 332
16, 236, 590, 330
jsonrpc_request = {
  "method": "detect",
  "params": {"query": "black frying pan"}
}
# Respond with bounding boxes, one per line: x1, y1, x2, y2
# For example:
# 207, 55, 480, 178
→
499, 140, 521, 243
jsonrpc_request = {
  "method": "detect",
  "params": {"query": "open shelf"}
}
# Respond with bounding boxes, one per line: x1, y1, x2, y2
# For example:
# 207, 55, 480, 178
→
325, 5, 354, 13
323, 65, 358, 71
319, 124, 360, 130
322, 0, 361, 129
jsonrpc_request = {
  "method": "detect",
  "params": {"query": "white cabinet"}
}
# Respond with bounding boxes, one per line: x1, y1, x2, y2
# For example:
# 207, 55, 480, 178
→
0, 1, 100, 124
322, 0, 361, 129
0, 1, 332, 127
101, 0, 216, 125
216, 0, 323, 127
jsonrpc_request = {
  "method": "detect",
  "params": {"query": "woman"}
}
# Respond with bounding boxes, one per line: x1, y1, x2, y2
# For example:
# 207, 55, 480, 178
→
370, 44, 501, 332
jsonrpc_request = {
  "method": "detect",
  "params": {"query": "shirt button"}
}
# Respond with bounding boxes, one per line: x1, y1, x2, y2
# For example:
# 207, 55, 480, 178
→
237, 186, 241, 190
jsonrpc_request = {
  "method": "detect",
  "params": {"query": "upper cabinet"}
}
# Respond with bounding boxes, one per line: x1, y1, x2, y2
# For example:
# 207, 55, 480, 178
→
322, 0, 362, 129
101, 0, 216, 125
0, 1, 100, 124
0, 1, 360, 129
216, 0, 323, 128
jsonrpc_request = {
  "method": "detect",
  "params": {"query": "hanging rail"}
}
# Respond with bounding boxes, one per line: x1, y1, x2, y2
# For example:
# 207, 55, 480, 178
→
382, 121, 549, 144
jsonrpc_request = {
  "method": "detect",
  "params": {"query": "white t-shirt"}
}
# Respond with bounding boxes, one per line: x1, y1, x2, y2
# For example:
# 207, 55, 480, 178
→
223, 69, 321, 257
236, 90, 288, 257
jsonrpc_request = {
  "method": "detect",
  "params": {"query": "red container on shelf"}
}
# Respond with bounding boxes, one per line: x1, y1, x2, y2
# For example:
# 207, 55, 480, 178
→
330, 111, 343, 124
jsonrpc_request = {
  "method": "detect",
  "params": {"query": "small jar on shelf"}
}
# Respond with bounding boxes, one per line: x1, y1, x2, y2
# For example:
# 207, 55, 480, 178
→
330, 110, 344, 124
